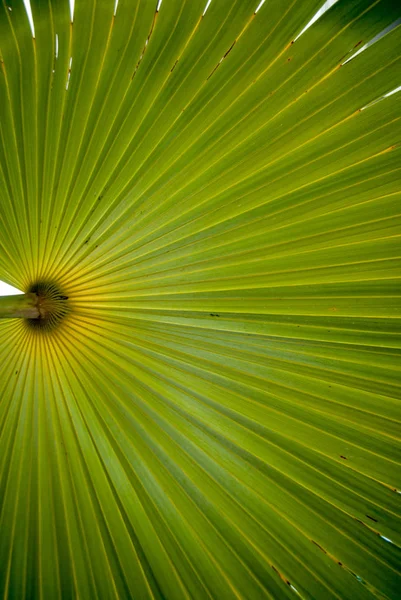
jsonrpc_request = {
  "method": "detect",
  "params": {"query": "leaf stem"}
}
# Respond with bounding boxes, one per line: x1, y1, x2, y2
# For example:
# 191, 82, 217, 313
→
0, 293, 40, 319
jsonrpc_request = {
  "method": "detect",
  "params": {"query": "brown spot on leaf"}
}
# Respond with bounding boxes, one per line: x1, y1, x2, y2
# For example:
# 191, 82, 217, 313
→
131, 10, 158, 79
312, 540, 327, 554
223, 40, 236, 58
366, 515, 378, 523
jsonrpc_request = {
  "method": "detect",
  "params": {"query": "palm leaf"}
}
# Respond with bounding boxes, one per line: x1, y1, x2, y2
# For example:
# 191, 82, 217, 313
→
0, 0, 400, 598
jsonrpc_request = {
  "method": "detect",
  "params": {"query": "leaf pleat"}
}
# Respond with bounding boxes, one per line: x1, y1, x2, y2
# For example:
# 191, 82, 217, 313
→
0, 0, 400, 598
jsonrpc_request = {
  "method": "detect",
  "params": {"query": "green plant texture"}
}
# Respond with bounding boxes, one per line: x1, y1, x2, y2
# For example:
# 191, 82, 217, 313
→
0, 0, 400, 598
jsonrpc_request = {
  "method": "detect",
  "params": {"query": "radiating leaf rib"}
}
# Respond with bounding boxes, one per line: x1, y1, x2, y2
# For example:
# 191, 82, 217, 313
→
1, 0, 401, 598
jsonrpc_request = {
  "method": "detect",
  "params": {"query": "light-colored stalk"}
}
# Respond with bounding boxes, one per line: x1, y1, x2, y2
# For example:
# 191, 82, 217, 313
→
0, 293, 40, 319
